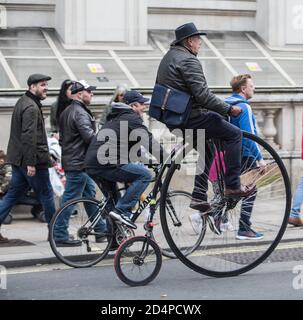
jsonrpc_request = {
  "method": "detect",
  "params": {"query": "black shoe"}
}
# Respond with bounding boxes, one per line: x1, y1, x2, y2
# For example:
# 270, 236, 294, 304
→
55, 239, 82, 247
108, 239, 120, 251
48, 234, 75, 242
95, 235, 108, 243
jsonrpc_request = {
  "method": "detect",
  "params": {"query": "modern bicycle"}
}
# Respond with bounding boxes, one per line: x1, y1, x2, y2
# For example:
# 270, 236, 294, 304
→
48, 145, 205, 268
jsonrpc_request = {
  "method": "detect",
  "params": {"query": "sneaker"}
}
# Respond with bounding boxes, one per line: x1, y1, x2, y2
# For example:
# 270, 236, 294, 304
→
220, 221, 234, 232
0, 233, 9, 243
236, 229, 264, 240
189, 212, 202, 234
109, 211, 137, 229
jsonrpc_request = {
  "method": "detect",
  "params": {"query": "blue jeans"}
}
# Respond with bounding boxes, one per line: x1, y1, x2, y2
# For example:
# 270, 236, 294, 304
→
87, 163, 152, 216
0, 166, 55, 225
53, 171, 107, 241
290, 177, 303, 218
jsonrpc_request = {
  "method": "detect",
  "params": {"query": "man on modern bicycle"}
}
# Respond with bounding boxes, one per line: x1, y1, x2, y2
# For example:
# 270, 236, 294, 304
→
85, 90, 166, 229
155, 22, 255, 212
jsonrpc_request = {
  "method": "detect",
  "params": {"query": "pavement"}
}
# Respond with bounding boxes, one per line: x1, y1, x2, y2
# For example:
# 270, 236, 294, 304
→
0, 207, 303, 269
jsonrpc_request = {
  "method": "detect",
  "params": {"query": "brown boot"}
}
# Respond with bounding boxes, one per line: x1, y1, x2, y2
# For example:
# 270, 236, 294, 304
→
225, 184, 256, 198
0, 233, 9, 243
189, 199, 211, 212
288, 216, 303, 227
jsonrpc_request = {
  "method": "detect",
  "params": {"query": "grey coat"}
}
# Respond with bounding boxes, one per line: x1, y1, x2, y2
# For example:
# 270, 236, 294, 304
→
156, 45, 231, 118
6, 91, 50, 169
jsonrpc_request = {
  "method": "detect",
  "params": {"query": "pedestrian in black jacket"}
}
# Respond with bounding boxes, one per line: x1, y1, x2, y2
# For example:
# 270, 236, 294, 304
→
156, 22, 255, 214
53, 80, 107, 247
0, 74, 56, 243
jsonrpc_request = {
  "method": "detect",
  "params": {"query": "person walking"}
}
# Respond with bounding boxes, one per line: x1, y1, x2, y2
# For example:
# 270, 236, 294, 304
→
225, 74, 265, 239
0, 74, 56, 243
99, 83, 129, 127
53, 80, 107, 246
50, 79, 74, 134
289, 115, 303, 227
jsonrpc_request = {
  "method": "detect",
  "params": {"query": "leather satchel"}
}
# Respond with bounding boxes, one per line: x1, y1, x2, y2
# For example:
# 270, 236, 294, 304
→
149, 83, 192, 128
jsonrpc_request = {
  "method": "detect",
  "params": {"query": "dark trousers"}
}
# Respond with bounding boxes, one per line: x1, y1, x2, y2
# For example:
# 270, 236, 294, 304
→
0, 166, 55, 225
239, 156, 258, 231
185, 111, 242, 200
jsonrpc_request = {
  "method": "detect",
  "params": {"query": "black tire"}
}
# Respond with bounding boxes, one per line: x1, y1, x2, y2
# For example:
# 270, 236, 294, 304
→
49, 197, 114, 268
114, 236, 162, 287
160, 131, 291, 277
153, 191, 206, 259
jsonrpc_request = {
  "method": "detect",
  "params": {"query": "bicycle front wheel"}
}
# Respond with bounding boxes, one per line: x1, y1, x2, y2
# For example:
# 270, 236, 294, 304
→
49, 197, 114, 268
152, 191, 206, 258
160, 132, 291, 277
114, 236, 162, 286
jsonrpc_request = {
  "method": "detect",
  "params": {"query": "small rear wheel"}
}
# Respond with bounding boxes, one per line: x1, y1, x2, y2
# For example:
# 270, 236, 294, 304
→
114, 236, 162, 286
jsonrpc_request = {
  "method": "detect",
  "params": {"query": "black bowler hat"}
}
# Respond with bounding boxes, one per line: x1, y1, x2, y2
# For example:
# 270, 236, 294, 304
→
27, 74, 52, 87
171, 22, 206, 46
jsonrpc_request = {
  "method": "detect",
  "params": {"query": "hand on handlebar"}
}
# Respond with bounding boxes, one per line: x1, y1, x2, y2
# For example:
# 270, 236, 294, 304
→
229, 106, 242, 117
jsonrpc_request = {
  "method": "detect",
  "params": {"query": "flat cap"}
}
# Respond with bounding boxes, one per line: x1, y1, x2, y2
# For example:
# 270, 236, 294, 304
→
27, 74, 52, 87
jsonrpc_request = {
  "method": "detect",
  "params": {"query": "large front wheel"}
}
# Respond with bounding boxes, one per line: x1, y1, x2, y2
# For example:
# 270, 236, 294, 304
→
160, 132, 291, 277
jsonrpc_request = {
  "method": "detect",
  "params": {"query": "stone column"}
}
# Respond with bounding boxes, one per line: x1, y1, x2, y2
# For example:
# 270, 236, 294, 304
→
256, 0, 303, 47
262, 109, 279, 149
55, 0, 148, 48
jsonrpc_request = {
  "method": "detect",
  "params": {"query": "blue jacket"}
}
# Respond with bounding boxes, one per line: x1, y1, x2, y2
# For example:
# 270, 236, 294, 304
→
225, 93, 263, 161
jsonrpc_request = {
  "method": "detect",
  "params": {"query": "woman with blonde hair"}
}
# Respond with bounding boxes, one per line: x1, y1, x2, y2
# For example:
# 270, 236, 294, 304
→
99, 83, 129, 127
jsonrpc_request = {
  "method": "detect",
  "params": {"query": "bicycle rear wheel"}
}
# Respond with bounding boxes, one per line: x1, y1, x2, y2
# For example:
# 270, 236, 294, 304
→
152, 191, 206, 258
160, 132, 291, 277
49, 197, 114, 268
114, 236, 162, 286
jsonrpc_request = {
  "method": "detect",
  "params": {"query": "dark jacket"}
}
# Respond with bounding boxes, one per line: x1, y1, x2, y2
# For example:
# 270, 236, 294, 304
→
59, 100, 96, 171
85, 103, 165, 168
50, 100, 58, 133
156, 45, 231, 118
6, 91, 50, 169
